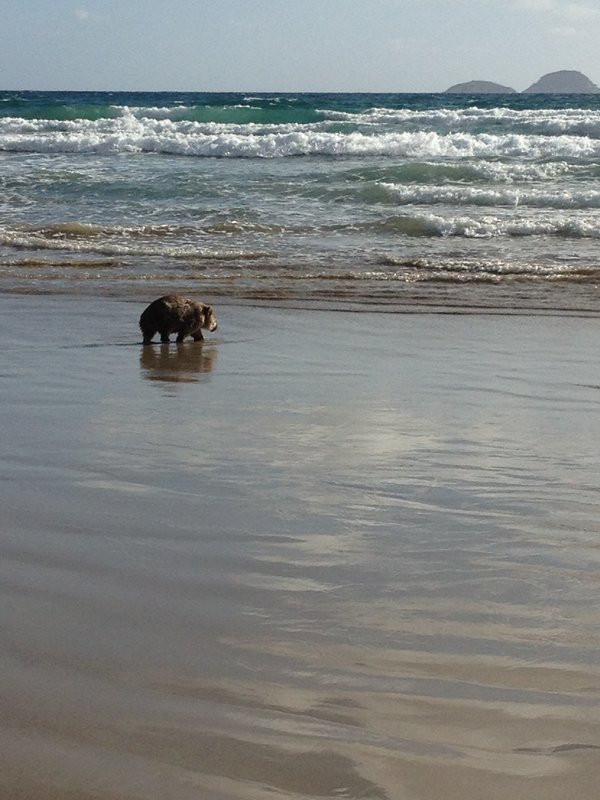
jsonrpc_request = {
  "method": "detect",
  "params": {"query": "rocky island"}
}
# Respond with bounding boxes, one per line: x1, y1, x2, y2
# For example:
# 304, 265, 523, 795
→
445, 80, 517, 94
523, 70, 600, 93
445, 70, 600, 94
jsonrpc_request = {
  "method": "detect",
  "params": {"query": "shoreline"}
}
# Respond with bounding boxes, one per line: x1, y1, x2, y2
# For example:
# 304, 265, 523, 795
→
2, 282, 600, 319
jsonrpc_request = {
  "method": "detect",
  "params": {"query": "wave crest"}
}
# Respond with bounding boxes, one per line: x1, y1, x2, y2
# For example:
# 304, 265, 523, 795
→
1, 117, 600, 159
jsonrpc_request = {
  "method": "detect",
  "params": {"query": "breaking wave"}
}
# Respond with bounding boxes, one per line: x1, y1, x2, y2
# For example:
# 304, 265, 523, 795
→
372, 213, 600, 238
377, 183, 600, 209
1, 115, 600, 159
0, 223, 274, 259
321, 105, 600, 137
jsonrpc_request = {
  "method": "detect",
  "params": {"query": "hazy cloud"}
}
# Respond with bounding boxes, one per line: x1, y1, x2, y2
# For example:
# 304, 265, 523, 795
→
550, 26, 582, 35
562, 2, 600, 19
515, 0, 600, 18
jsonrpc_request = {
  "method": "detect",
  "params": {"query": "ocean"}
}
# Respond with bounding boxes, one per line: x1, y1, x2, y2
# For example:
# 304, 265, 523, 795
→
1, 90, 600, 312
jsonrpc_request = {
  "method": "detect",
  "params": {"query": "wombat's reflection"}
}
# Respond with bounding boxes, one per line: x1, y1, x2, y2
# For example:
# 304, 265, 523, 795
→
140, 342, 217, 383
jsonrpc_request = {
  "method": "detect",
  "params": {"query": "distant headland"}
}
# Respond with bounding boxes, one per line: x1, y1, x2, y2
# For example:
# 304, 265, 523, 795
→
445, 70, 600, 94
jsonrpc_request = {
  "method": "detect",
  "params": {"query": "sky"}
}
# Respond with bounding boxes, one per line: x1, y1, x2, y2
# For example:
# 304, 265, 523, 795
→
1, 0, 600, 92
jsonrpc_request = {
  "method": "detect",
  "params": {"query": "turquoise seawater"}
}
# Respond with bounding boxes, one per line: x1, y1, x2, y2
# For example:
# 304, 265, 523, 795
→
1, 90, 600, 311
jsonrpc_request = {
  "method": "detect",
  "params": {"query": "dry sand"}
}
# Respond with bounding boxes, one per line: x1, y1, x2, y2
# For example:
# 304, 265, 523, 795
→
1, 293, 600, 799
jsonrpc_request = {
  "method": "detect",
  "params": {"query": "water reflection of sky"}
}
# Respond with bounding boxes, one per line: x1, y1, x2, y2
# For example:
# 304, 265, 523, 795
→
87, 310, 599, 622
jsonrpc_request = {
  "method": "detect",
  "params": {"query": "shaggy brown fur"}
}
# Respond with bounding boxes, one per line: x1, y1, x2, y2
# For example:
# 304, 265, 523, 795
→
139, 295, 218, 344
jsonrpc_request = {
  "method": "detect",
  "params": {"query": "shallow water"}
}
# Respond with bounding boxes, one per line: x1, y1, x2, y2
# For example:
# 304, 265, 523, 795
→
1, 295, 600, 798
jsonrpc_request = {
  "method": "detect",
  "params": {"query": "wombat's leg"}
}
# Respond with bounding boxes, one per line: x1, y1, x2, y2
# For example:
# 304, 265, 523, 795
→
160, 331, 171, 343
175, 331, 186, 343
191, 331, 205, 341
141, 328, 156, 345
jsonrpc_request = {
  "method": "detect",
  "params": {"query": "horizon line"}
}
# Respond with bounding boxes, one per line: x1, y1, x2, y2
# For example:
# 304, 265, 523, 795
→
2, 87, 600, 96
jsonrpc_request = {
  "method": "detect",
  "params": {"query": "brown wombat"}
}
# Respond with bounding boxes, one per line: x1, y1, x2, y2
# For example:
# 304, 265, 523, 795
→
139, 295, 218, 344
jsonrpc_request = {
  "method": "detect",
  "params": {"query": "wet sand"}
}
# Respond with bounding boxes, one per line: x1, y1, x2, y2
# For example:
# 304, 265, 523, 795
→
1, 293, 600, 800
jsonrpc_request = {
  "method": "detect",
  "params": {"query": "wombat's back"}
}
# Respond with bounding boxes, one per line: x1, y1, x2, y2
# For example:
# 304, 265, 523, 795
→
139, 295, 186, 328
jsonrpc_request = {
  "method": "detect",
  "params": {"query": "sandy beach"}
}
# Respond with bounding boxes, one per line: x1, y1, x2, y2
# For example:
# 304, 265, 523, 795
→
1, 292, 600, 800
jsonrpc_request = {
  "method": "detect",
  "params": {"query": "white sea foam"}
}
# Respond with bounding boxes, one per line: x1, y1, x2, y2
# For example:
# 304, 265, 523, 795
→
399, 213, 600, 239
319, 106, 600, 138
1, 116, 600, 159
379, 183, 600, 209
114, 105, 192, 120
459, 160, 578, 183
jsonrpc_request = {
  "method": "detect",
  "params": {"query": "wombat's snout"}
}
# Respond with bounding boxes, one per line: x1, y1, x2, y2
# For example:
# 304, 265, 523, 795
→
204, 306, 218, 332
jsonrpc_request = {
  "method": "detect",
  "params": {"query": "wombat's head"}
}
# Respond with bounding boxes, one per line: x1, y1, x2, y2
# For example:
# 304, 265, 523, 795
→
200, 304, 218, 332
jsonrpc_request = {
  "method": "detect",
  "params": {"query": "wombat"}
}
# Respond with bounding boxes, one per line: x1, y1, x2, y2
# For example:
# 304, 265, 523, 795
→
139, 295, 218, 344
